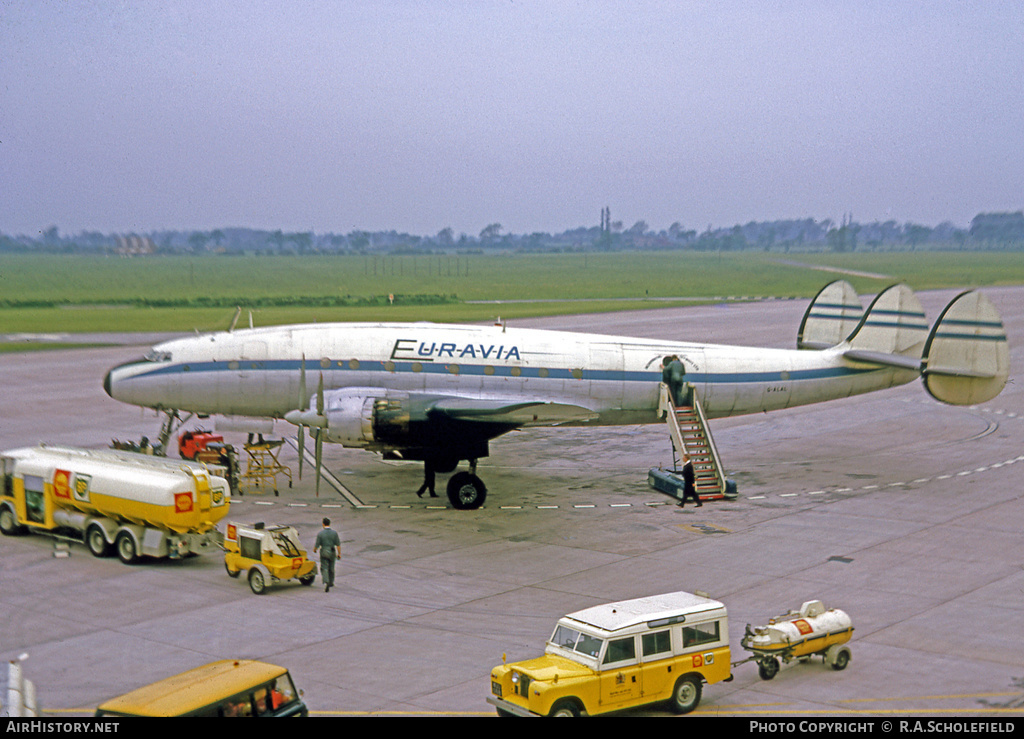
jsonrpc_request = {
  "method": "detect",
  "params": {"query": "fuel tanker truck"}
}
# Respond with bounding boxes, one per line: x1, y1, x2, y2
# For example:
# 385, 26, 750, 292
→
0, 444, 230, 564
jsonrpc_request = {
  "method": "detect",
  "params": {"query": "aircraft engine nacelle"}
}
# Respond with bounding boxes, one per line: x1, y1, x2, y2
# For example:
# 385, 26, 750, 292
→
318, 387, 406, 448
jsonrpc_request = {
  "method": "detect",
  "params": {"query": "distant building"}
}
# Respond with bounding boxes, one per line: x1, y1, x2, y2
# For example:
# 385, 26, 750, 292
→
114, 234, 156, 256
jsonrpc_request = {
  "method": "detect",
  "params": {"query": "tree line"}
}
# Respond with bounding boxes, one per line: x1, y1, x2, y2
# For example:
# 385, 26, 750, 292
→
3, 211, 1022, 255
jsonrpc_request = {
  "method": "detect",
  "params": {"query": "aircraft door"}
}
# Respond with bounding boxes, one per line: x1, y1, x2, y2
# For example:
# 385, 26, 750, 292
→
674, 349, 705, 408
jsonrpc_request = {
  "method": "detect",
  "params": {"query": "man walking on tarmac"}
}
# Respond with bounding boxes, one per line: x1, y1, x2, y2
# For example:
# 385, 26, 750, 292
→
678, 454, 703, 508
313, 517, 342, 592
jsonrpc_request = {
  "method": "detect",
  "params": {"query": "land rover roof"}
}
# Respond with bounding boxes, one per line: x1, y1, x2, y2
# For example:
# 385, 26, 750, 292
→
561, 591, 726, 634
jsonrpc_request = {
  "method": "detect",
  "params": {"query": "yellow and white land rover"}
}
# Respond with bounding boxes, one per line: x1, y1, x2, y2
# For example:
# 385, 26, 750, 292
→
488, 590, 731, 717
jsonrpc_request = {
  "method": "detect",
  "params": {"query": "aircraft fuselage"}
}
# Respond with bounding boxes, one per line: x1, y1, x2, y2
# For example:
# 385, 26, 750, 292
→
104, 321, 915, 424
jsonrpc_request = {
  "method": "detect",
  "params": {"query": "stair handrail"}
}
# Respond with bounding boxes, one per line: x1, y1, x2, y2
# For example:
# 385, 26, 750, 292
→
688, 386, 727, 493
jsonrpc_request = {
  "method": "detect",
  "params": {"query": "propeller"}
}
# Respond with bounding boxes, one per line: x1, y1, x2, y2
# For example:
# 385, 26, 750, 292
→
297, 356, 306, 480
284, 357, 327, 496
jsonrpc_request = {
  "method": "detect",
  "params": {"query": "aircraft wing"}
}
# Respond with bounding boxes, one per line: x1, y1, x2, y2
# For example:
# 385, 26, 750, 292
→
430, 397, 599, 426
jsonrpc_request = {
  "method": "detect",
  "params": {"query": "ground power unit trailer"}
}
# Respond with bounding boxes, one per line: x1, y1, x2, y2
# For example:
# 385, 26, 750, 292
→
0, 444, 230, 563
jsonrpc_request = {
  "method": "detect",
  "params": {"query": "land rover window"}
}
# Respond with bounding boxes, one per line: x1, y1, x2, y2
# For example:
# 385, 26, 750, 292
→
551, 625, 603, 658
682, 620, 721, 649
642, 629, 671, 658
602, 636, 636, 665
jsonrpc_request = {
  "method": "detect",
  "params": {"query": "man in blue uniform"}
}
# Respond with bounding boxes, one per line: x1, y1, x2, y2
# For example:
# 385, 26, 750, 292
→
313, 517, 342, 592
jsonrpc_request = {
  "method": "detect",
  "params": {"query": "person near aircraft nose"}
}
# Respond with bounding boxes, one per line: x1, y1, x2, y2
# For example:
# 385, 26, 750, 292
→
313, 517, 342, 592
416, 459, 439, 498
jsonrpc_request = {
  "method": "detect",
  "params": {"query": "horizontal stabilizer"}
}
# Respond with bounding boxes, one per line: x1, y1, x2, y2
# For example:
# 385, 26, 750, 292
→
432, 398, 599, 426
798, 280, 864, 349
844, 283, 928, 357
922, 291, 1009, 405
842, 349, 921, 371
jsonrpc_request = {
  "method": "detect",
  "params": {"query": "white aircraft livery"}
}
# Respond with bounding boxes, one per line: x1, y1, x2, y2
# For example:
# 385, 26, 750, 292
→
103, 281, 1009, 509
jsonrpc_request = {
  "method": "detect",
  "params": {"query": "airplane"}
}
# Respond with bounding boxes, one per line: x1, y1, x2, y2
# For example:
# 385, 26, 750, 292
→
103, 281, 1009, 509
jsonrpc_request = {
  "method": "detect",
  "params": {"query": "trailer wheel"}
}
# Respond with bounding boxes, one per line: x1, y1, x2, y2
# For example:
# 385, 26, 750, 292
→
668, 675, 702, 714
224, 560, 241, 578
826, 645, 850, 671
248, 568, 267, 595
0, 506, 25, 536
298, 574, 315, 586
115, 531, 139, 564
86, 525, 111, 557
758, 657, 780, 680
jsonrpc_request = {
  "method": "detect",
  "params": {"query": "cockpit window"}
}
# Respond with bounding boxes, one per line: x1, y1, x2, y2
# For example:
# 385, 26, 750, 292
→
144, 350, 172, 362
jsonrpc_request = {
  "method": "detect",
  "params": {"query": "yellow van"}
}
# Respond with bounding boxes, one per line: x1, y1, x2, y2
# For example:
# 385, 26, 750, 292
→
95, 660, 307, 717
488, 591, 731, 716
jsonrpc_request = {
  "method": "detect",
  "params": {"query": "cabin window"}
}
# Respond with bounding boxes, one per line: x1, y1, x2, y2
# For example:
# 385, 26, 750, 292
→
572, 368, 583, 380
448, 364, 459, 375
239, 535, 262, 560
24, 475, 45, 524
349, 359, 360, 370
551, 625, 603, 658
642, 630, 671, 658
484, 366, 495, 376
603, 636, 636, 665
1, 458, 9, 497
412, 362, 423, 373
510, 367, 521, 377
682, 620, 721, 649
385, 361, 396, 372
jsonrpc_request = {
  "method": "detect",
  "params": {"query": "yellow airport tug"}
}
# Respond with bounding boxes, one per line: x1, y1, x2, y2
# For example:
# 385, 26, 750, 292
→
223, 521, 317, 594
739, 599, 853, 680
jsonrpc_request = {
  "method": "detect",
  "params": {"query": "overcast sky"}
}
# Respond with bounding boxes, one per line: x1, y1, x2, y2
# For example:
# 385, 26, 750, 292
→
2, 1, 1023, 238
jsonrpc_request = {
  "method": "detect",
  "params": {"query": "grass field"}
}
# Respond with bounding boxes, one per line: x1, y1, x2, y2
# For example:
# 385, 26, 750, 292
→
1, 251, 1021, 334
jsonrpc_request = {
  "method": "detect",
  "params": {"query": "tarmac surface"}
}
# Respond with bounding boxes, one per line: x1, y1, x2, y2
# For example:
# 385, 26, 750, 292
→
1, 287, 1023, 718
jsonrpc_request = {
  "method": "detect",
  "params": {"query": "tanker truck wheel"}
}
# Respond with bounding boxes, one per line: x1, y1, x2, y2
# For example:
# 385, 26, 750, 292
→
0, 506, 25, 536
115, 531, 140, 565
86, 525, 112, 557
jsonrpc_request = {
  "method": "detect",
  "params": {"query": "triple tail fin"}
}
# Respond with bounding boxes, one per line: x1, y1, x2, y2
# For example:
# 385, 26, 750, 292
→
797, 280, 864, 349
921, 290, 1009, 405
841, 283, 929, 369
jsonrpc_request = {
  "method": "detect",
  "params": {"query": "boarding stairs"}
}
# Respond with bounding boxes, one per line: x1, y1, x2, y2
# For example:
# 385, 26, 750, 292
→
658, 383, 729, 500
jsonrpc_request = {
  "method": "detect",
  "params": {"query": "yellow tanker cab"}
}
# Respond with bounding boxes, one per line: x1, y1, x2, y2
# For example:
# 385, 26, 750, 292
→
95, 659, 307, 717
488, 590, 731, 717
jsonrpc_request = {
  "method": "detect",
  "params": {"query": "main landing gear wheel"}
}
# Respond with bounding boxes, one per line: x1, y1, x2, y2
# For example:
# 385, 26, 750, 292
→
446, 472, 487, 510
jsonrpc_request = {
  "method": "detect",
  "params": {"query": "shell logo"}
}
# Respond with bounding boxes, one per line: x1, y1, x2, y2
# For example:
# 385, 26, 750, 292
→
227, 524, 237, 540
691, 654, 704, 667
794, 619, 813, 636
174, 492, 194, 513
53, 469, 72, 499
